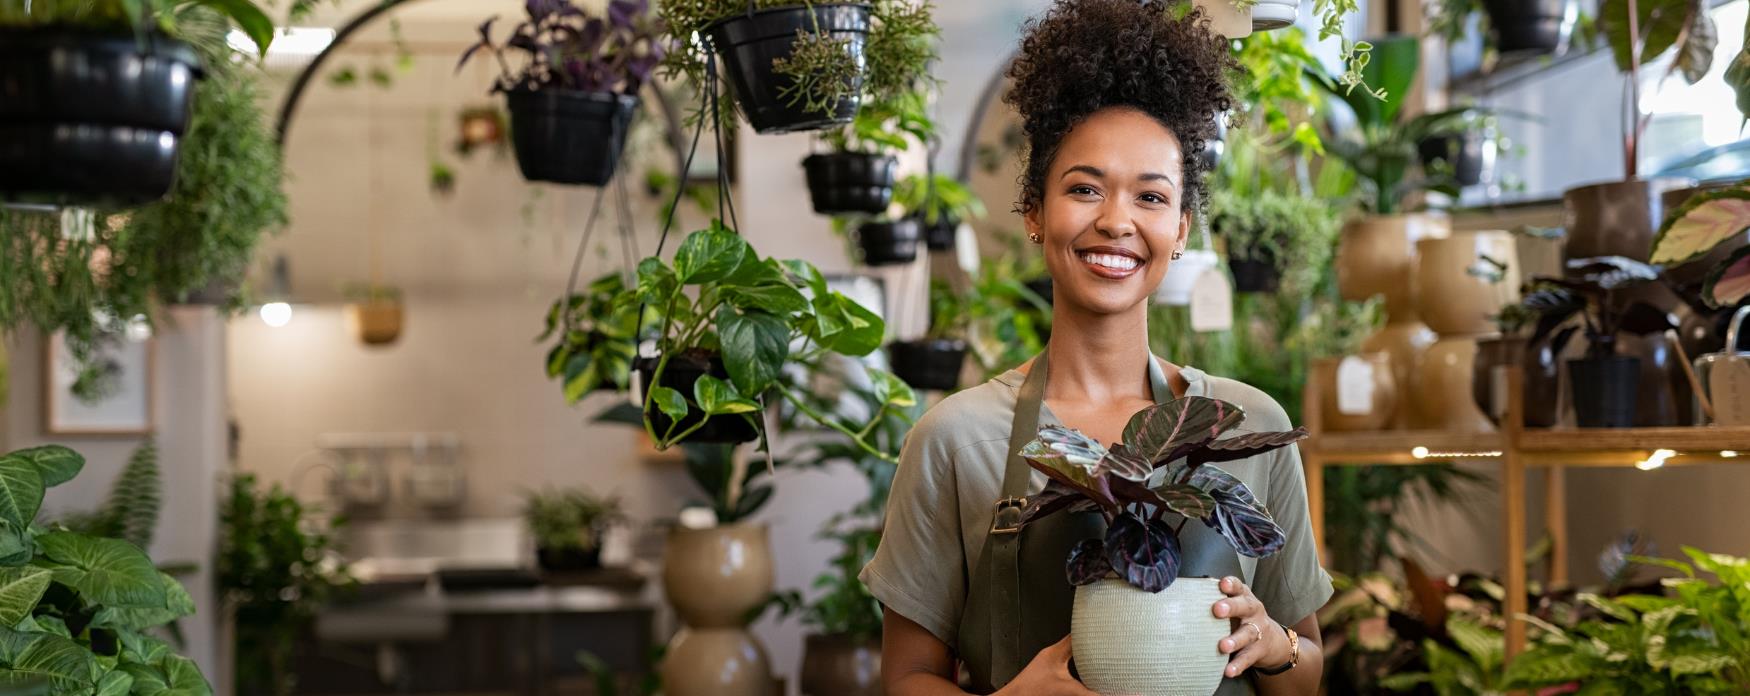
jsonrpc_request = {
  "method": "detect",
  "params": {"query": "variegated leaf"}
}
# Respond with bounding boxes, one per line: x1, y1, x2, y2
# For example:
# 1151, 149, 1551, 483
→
1121, 396, 1245, 466
1649, 186, 1750, 266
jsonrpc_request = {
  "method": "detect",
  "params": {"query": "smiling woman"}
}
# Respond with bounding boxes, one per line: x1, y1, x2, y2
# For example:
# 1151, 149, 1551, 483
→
860, 1, 1332, 695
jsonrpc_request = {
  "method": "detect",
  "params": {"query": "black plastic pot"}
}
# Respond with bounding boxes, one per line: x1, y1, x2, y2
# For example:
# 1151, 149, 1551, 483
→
1569, 356, 1641, 428
1418, 132, 1488, 188
803, 152, 896, 214
506, 89, 638, 186
707, 4, 871, 134
536, 542, 602, 572
1481, 0, 1570, 55
889, 339, 967, 392
636, 355, 760, 444
921, 215, 959, 251
856, 218, 920, 266
0, 30, 201, 206
1227, 248, 1280, 294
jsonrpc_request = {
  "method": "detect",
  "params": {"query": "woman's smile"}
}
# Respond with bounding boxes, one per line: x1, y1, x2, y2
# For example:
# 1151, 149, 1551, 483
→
1076, 245, 1147, 280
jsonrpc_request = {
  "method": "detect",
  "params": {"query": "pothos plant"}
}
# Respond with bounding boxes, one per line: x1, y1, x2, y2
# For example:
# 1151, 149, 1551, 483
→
0, 445, 211, 696
457, 0, 666, 96
540, 271, 642, 399
620, 222, 913, 461
659, 0, 937, 127
1017, 396, 1307, 592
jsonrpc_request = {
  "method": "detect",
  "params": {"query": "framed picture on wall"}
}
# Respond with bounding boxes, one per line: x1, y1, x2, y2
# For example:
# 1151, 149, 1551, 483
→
44, 331, 154, 436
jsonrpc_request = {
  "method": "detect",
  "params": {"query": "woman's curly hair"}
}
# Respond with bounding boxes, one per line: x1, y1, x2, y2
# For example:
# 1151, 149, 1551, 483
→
1006, 0, 1237, 217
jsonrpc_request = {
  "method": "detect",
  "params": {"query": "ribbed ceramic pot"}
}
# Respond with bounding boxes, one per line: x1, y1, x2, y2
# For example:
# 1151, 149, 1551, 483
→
1360, 322, 1439, 429
1416, 231, 1522, 336
1072, 577, 1228, 696
663, 524, 774, 628
662, 627, 776, 696
1336, 214, 1451, 321
1314, 353, 1398, 432
1414, 336, 1495, 432
799, 633, 882, 696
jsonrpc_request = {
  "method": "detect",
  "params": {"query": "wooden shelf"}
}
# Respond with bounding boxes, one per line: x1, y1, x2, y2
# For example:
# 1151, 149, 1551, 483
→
1519, 426, 1750, 453
1308, 430, 1503, 464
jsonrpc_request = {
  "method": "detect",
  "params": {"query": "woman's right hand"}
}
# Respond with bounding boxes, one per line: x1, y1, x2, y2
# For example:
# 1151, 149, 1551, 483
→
997, 636, 1101, 696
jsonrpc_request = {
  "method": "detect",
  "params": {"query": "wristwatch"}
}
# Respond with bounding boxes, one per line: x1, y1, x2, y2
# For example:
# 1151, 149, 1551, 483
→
1253, 624, 1299, 676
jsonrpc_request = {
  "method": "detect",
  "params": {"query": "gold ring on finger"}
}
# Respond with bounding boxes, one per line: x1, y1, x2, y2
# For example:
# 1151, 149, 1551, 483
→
1242, 621, 1263, 643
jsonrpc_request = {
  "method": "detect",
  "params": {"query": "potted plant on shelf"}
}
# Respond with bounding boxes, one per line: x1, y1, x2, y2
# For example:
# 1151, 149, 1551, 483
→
619, 222, 910, 456
0, 0, 277, 205
458, 0, 665, 186
804, 90, 935, 215
756, 527, 884, 696
541, 271, 643, 400
1525, 258, 1678, 428
1425, 0, 1578, 57
888, 279, 970, 391
1016, 396, 1306, 693
1650, 182, 1750, 311
1209, 187, 1338, 294
659, 0, 937, 135
896, 172, 985, 251
524, 487, 622, 571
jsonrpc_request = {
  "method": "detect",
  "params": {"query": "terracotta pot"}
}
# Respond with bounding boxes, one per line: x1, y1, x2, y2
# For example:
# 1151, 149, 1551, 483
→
1360, 321, 1439, 429
1413, 336, 1495, 432
663, 524, 774, 628
662, 627, 776, 696
1314, 354, 1397, 432
1072, 578, 1228, 695
800, 634, 882, 696
1416, 231, 1522, 335
1561, 178, 1693, 261
1336, 214, 1451, 320
348, 301, 403, 346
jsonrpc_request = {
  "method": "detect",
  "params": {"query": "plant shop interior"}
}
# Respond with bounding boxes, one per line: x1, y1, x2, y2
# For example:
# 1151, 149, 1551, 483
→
8, 0, 1750, 693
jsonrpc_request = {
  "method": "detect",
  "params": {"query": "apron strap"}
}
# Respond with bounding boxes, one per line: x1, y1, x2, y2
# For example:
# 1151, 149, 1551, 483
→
988, 349, 1049, 684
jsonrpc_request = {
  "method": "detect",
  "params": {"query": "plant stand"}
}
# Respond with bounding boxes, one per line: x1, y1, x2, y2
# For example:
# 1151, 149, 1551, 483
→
1301, 366, 1750, 664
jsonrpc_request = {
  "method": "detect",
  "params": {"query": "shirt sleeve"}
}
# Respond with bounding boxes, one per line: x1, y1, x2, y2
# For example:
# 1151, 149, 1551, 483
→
1251, 440, 1334, 626
860, 408, 966, 647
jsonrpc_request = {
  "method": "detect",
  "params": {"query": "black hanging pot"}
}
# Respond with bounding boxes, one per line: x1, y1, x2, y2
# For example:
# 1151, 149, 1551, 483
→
856, 218, 920, 266
636, 354, 760, 444
1227, 246, 1280, 294
506, 89, 638, 186
889, 339, 967, 392
803, 152, 896, 214
1418, 131, 1488, 188
921, 214, 959, 251
1481, 0, 1571, 55
0, 30, 201, 206
706, 3, 871, 134
1569, 355, 1641, 428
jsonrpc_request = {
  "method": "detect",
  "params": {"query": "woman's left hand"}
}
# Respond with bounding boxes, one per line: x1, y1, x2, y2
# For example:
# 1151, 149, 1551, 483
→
1212, 576, 1290, 678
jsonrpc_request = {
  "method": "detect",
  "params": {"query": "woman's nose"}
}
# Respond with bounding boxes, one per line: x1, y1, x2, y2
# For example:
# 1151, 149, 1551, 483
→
1096, 198, 1136, 238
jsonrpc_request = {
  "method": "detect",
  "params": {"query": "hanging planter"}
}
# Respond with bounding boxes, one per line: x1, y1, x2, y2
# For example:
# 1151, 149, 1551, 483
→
0, 31, 201, 206
637, 353, 761, 444
1417, 131, 1492, 189
458, 0, 662, 186
896, 173, 983, 251
855, 217, 919, 266
803, 152, 897, 214
888, 338, 966, 391
1249, 0, 1300, 32
347, 288, 405, 347
1227, 251, 1280, 294
705, 4, 873, 134
1481, 0, 1572, 55
506, 90, 638, 186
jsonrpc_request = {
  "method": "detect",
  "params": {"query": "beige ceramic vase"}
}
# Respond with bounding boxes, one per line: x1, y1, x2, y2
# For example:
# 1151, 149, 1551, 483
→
1314, 353, 1398, 432
1360, 323, 1438, 429
800, 634, 882, 696
1073, 578, 1229, 695
1413, 337, 1496, 433
1416, 231, 1522, 335
1336, 214, 1451, 318
661, 524, 776, 696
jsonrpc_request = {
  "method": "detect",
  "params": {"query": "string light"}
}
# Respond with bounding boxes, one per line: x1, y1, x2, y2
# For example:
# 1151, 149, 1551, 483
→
1636, 449, 1677, 471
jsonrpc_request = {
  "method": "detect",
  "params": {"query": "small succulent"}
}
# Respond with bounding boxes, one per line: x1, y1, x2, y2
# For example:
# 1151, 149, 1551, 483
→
1020, 395, 1306, 593
457, 0, 668, 95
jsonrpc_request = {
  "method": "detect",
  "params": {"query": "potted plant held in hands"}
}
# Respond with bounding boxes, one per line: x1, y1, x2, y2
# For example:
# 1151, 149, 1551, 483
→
1018, 396, 1307, 693
458, 0, 665, 186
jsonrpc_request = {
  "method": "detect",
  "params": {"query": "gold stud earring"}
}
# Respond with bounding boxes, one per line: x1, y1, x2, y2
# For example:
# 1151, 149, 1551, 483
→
1172, 250, 1184, 260
1029, 232, 1043, 244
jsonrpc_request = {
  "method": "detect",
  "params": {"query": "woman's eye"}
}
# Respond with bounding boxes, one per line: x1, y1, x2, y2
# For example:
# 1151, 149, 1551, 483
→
1139, 193, 1168, 205
1069, 185, 1098, 196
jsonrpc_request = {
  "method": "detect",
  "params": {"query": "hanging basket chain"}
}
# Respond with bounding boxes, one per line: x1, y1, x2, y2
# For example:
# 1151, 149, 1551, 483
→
558, 184, 610, 336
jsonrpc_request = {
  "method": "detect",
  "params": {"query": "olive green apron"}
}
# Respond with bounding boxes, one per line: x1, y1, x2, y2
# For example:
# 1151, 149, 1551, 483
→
956, 350, 1249, 694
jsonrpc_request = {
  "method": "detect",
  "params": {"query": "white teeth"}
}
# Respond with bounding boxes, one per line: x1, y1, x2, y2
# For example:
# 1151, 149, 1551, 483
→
1079, 252, 1140, 271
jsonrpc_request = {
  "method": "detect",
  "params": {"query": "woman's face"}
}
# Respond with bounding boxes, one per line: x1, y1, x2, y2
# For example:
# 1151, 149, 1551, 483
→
1024, 106, 1191, 317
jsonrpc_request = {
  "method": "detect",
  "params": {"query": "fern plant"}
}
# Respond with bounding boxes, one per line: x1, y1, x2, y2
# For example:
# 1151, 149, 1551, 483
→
61, 439, 161, 550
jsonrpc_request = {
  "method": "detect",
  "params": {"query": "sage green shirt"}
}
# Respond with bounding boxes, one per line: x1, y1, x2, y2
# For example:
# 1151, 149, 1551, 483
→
860, 364, 1333, 678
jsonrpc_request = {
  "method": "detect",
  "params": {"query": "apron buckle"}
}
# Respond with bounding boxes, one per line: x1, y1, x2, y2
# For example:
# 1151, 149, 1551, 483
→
990, 496, 1028, 534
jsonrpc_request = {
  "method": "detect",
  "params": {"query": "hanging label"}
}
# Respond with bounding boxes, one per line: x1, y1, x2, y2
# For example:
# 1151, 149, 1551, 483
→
1188, 269, 1233, 333
1710, 357, 1750, 426
1337, 356, 1375, 415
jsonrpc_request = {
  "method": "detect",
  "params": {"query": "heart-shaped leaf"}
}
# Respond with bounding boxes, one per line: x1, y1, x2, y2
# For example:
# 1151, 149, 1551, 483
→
0, 460, 45, 532
1650, 186, 1750, 266
673, 225, 749, 285
37, 533, 166, 609
650, 386, 689, 423
1066, 538, 1112, 586
694, 375, 759, 416
1704, 245, 1750, 308
634, 257, 676, 303
121, 653, 212, 696
1023, 426, 1108, 471
1121, 397, 1245, 466
1187, 428, 1310, 468
0, 627, 100, 691
718, 307, 789, 396
561, 352, 597, 403
1104, 513, 1180, 593
723, 285, 809, 315
1189, 466, 1286, 558
6, 447, 81, 489
0, 567, 50, 627
1022, 448, 1116, 511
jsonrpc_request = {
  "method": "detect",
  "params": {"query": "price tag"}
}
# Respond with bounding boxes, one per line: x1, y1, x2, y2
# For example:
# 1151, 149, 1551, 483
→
1711, 357, 1750, 425
1188, 270, 1233, 333
1337, 356, 1375, 415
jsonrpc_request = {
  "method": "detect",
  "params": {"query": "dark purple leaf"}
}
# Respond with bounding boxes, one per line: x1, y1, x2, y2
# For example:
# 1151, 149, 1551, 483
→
1189, 466, 1286, 558
477, 16, 498, 42
1106, 475, 1166, 509
1121, 397, 1246, 467
1067, 538, 1112, 586
508, 31, 539, 52
1100, 443, 1153, 482
1618, 302, 1676, 336
1564, 256, 1661, 290
1023, 458, 1115, 511
1104, 513, 1180, 593
1019, 480, 1080, 526
1186, 428, 1309, 467
525, 0, 563, 21
1151, 482, 1216, 519
1066, 498, 1102, 515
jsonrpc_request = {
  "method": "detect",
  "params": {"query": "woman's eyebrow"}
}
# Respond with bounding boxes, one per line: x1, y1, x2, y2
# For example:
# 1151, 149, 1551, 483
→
1138, 172, 1178, 189
1060, 164, 1103, 180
